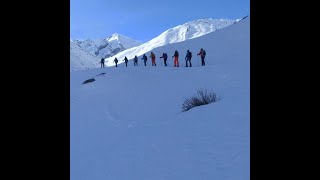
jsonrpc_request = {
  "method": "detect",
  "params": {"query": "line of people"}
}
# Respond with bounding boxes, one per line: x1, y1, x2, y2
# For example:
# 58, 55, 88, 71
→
100, 48, 206, 68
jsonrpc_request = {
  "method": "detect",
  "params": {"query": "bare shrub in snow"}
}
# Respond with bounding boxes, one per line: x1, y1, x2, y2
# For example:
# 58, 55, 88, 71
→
182, 88, 220, 112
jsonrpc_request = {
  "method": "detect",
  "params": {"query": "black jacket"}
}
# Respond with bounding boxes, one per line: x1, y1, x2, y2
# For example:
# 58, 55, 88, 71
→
185, 51, 192, 60
160, 53, 168, 59
141, 55, 147, 61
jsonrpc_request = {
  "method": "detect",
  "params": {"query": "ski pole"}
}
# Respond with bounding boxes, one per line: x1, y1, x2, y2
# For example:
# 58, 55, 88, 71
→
172, 57, 174, 67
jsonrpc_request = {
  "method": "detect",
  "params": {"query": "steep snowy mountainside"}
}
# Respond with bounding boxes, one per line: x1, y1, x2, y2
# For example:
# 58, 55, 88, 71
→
105, 18, 239, 66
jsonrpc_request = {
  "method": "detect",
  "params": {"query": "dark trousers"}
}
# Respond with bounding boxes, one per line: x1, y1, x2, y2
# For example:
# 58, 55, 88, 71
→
115, 63, 118, 67
164, 59, 167, 66
185, 59, 192, 67
144, 61, 147, 66
134, 61, 138, 66
125, 62, 128, 67
201, 57, 205, 66
101, 63, 104, 68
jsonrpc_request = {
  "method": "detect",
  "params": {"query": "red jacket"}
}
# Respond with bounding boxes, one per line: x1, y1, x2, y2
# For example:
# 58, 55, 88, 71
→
197, 49, 205, 57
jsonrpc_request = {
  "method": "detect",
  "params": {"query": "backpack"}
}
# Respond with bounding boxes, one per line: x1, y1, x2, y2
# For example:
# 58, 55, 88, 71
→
203, 50, 206, 56
188, 52, 192, 58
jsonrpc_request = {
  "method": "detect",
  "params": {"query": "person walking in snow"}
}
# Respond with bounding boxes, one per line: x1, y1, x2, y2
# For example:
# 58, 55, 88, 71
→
123, 56, 129, 67
197, 48, 206, 66
150, 52, 156, 66
185, 50, 192, 67
100, 58, 105, 68
159, 53, 168, 66
172, 50, 179, 67
141, 54, 148, 66
113, 57, 119, 67
133, 55, 138, 66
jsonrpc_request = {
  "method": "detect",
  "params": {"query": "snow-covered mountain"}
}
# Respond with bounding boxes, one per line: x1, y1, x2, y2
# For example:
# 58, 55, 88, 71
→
70, 33, 142, 71
71, 16, 250, 180
70, 41, 101, 72
105, 18, 240, 66
74, 33, 142, 59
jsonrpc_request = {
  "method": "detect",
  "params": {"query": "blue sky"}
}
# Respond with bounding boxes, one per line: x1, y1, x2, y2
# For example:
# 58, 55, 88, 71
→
71, 0, 249, 42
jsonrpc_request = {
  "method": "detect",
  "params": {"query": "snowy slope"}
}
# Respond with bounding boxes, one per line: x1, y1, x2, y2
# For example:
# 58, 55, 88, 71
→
105, 18, 239, 66
70, 41, 101, 71
74, 33, 142, 59
71, 16, 250, 180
